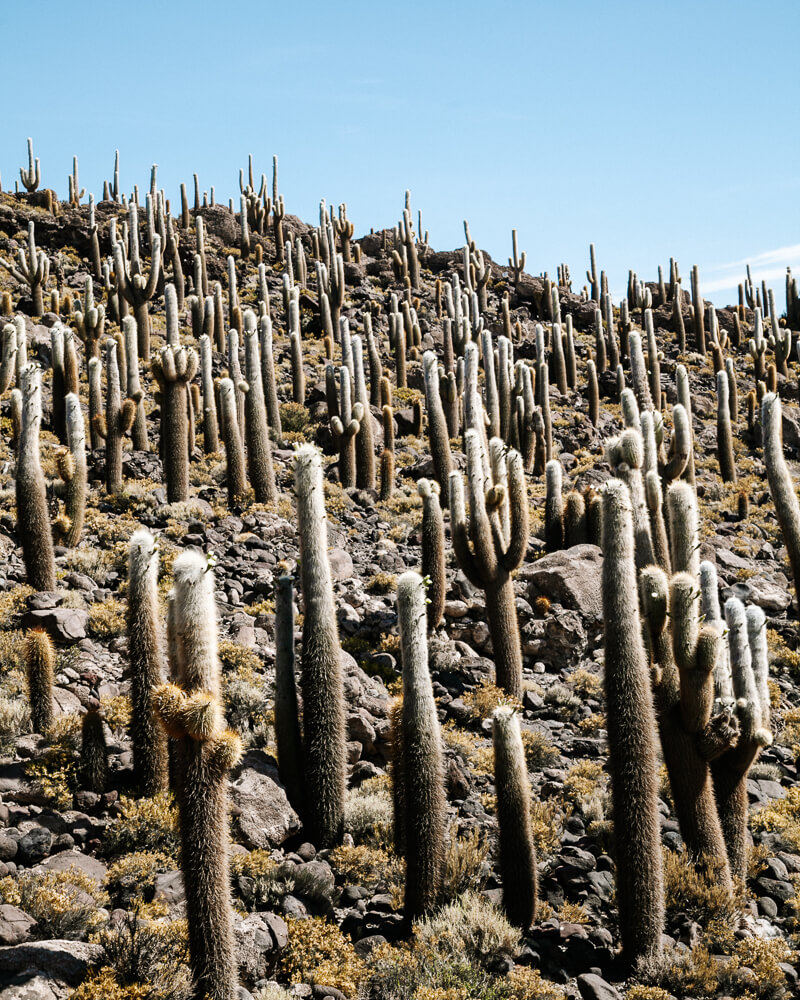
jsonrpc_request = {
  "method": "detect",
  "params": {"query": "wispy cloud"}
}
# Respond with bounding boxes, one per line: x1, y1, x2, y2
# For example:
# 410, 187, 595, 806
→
701, 244, 800, 295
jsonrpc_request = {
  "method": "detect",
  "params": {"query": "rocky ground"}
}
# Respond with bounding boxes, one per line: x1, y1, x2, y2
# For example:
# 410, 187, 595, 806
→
0, 186, 798, 1000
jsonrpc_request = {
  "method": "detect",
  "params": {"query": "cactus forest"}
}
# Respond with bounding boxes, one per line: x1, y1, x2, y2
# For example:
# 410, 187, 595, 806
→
1, 141, 800, 1000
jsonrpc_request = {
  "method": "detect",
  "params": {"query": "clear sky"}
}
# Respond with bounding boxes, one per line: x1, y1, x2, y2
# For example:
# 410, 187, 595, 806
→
2, 0, 798, 307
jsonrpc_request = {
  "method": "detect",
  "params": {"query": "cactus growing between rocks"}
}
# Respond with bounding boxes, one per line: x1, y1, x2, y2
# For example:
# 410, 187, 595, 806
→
23, 629, 54, 735
274, 575, 305, 816
601, 479, 664, 964
94, 338, 136, 494
492, 705, 537, 929
241, 310, 277, 503
127, 529, 169, 796
79, 709, 108, 793
56, 393, 87, 547
294, 445, 347, 847
397, 570, 445, 924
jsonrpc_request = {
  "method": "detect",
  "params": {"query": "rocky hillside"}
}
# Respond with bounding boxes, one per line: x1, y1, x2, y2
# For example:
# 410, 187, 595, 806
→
0, 156, 798, 1000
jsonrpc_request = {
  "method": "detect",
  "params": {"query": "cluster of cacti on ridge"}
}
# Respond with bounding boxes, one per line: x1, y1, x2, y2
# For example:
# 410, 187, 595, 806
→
3, 136, 800, 997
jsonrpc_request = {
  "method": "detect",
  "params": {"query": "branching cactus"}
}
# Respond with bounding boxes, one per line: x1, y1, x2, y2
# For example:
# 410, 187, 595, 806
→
94, 338, 136, 494
114, 224, 162, 359
0, 222, 50, 316
397, 570, 445, 925
417, 479, 446, 631
17, 365, 55, 591
492, 706, 537, 929
151, 344, 198, 503
602, 479, 664, 964
19, 137, 41, 192
449, 431, 529, 697
56, 393, 87, 548
24, 629, 54, 734
128, 530, 168, 796
241, 310, 277, 503
710, 598, 772, 882
153, 551, 243, 1000
330, 365, 363, 488
762, 392, 800, 602
748, 308, 767, 386
294, 445, 347, 847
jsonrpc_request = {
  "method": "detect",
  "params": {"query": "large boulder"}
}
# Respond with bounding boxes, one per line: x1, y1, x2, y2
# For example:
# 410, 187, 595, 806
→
229, 751, 301, 849
521, 544, 603, 621
0, 940, 104, 994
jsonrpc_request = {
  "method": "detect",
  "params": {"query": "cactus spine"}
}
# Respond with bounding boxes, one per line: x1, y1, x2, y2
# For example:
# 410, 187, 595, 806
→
154, 551, 243, 1000
95, 338, 136, 494
17, 365, 55, 591
602, 479, 664, 964
492, 705, 537, 929
128, 530, 169, 796
397, 570, 445, 924
294, 445, 347, 847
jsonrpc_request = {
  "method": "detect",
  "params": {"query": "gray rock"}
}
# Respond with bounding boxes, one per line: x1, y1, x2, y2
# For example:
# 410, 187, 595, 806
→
33, 850, 107, 882
16, 827, 52, 866
522, 544, 603, 621
576, 973, 621, 1000
153, 870, 185, 912
0, 837, 18, 862
0, 905, 36, 946
21, 609, 89, 644
327, 548, 354, 582
0, 940, 104, 987
229, 751, 301, 849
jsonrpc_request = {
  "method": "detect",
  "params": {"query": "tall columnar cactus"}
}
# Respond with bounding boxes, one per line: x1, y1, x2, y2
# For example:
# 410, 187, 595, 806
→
94, 338, 136, 495
423, 351, 453, 495
79, 709, 108, 793
449, 431, 529, 697
606, 428, 654, 571
274, 576, 305, 815
492, 706, 537, 929
710, 598, 772, 882
716, 369, 736, 484
601, 479, 664, 964
122, 316, 148, 452
397, 570, 445, 924
0, 222, 50, 317
152, 344, 198, 503
219, 378, 248, 504
666, 480, 700, 580
544, 459, 564, 552
0, 322, 16, 394
761, 393, 800, 602
351, 335, 376, 491
417, 479, 446, 631
24, 629, 54, 734
128, 530, 169, 796
259, 315, 282, 439
198, 335, 219, 453
242, 310, 277, 503
17, 365, 55, 591
153, 551, 243, 1000
294, 445, 347, 847
56, 393, 87, 548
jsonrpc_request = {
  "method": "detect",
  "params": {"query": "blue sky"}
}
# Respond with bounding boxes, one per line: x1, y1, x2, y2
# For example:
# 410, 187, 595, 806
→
3, 0, 798, 306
